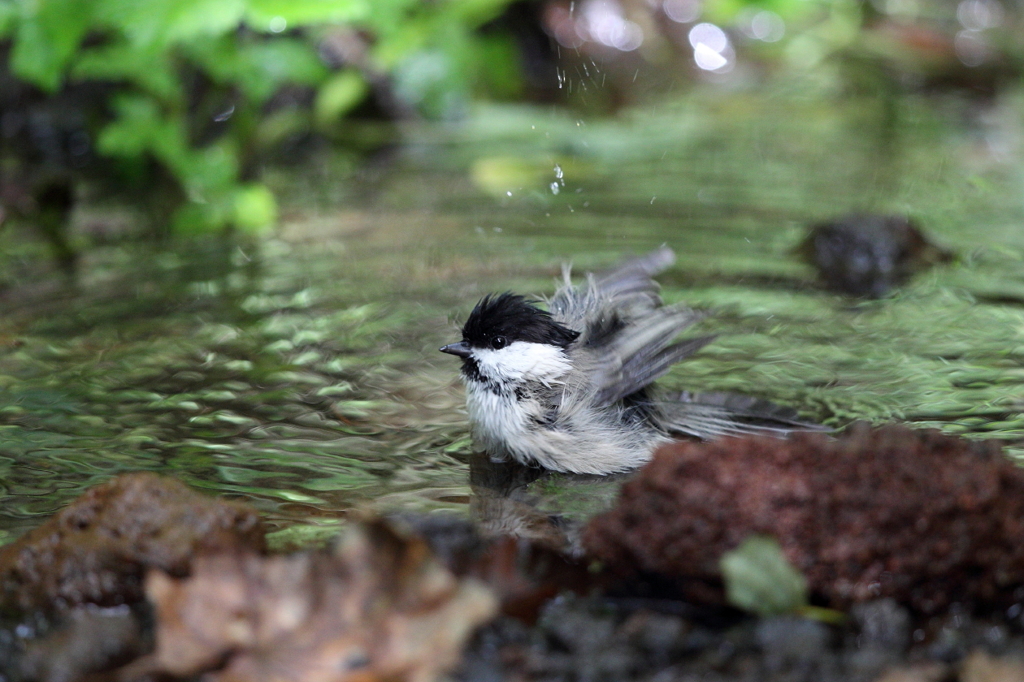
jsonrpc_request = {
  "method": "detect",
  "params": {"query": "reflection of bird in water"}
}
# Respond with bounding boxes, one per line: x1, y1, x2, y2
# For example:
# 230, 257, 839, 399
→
801, 214, 953, 298
468, 452, 627, 555
441, 247, 823, 475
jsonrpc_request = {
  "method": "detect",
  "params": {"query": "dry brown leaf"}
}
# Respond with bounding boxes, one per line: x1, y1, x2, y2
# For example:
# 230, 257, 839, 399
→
873, 662, 949, 682
960, 650, 1024, 682
143, 518, 497, 682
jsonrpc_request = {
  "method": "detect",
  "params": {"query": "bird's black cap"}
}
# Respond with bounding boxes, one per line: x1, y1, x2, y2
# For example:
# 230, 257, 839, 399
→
461, 293, 579, 349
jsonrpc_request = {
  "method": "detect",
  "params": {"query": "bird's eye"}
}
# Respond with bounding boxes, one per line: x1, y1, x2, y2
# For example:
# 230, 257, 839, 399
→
491, 335, 507, 350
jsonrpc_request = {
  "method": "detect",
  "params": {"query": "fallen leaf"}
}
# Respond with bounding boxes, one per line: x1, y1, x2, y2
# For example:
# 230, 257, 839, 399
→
141, 518, 497, 682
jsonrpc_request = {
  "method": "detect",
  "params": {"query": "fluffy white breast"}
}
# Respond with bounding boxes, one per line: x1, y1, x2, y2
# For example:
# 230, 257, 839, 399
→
462, 341, 571, 458
470, 341, 572, 385
465, 381, 524, 452
460, 340, 662, 473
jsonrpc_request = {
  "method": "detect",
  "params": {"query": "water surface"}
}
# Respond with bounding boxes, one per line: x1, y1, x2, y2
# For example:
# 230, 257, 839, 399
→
1, 86, 1022, 547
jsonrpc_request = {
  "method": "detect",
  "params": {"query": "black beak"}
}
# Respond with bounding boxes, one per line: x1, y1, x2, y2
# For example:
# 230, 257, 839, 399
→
439, 341, 472, 358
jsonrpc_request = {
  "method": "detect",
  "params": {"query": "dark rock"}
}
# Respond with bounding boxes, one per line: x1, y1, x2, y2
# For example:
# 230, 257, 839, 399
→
460, 595, 863, 682
853, 599, 912, 653
583, 424, 1024, 614
399, 513, 486, 576
0, 472, 265, 615
755, 616, 831, 669
843, 599, 914, 679
801, 214, 952, 297
15, 604, 147, 682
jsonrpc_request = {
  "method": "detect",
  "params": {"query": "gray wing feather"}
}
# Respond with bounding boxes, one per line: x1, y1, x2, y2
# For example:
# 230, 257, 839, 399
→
549, 247, 718, 408
592, 244, 675, 301
592, 333, 716, 406
583, 303, 706, 403
550, 245, 675, 324
548, 247, 826, 439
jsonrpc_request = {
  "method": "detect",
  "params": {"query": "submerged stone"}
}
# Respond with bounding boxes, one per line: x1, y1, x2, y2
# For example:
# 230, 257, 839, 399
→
801, 214, 952, 297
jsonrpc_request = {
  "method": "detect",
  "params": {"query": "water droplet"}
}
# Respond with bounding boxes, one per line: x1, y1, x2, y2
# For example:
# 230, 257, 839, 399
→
213, 105, 235, 123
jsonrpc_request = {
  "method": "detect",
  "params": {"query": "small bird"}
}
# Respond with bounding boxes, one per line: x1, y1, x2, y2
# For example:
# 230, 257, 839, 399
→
440, 247, 821, 475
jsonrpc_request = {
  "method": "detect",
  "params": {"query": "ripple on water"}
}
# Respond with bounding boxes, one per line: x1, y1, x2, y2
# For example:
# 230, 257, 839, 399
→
2, 91, 1024, 544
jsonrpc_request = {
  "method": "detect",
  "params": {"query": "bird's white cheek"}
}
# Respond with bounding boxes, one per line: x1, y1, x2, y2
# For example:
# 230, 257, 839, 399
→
472, 342, 571, 384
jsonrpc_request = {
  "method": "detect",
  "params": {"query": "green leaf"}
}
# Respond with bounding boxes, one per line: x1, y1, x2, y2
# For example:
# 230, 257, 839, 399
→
702, 0, 748, 23
176, 141, 240, 198
239, 39, 329, 97
96, 95, 176, 158
393, 48, 467, 119
172, 200, 229, 235
315, 70, 369, 127
180, 35, 244, 84
171, 182, 276, 235
93, 0, 244, 47
232, 183, 277, 232
256, 108, 311, 147
72, 42, 179, 100
0, 1, 17, 37
372, 16, 430, 68
10, 0, 94, 91
358, 0, 418, 33
244, 0, 368, 31
161, 0, 245, 43
475, 34, 523, 99
443, 0, 513, 27
98, 94, 238, 198
720, 535, 809, 617
186, 37, 327, 104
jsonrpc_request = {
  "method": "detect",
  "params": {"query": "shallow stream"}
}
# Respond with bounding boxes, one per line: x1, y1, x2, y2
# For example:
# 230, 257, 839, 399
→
1, 85, 1022, 547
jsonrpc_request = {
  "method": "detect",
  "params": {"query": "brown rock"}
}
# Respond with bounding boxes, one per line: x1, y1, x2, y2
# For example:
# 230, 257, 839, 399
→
0, 472, 265, 613
583, 424, 1024, 614
137, 518, 497, 682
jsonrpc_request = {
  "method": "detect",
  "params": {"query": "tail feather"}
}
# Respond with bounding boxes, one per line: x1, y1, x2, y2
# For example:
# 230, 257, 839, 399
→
655, 390, 829, 439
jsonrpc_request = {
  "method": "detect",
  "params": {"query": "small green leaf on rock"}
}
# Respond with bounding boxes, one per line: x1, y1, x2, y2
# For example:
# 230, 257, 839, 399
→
720, 535, 808, 617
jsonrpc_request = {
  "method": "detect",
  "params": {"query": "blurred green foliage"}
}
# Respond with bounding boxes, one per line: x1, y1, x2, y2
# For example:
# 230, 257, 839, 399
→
0, 0, 517, 234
